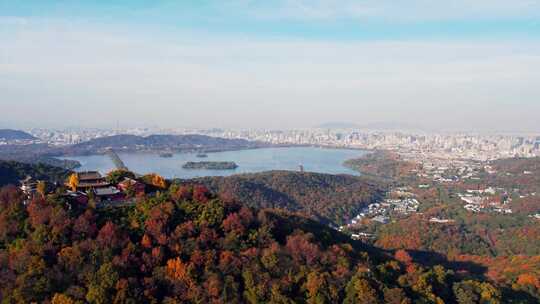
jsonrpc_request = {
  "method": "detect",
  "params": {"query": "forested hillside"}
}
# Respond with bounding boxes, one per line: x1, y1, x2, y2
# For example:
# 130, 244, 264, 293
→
184, 171, 385, 225
0, 184, 511, 303
343, 151, 420, 180
0, 160, 71, 186
486, 157, 540, 194
346, 155, 540, 302
57, 134, 266, 155
0, 134, 264, 168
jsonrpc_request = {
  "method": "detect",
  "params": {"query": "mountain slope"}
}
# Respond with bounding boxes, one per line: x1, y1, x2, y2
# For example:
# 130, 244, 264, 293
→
344, 151, 419, 180
0, 184, 506, 303
58, 134, 265, 155
183, 171, 386, 225
0, 160, 72, 186
0, 144, 81, 169
0, 129, 36, 141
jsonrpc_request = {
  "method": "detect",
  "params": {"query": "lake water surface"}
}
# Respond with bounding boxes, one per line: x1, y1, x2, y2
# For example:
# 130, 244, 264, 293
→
63, 147, 366, 178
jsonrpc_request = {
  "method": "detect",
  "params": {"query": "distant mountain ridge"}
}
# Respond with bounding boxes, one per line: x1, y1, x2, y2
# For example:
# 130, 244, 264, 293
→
57, 134, 267, 155
0, 129, 37, 141
0, 133, 264, 167
0, 143, 81, 169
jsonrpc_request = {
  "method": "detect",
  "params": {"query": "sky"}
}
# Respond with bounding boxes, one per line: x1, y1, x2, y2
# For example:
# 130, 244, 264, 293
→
1, 1, 539, 132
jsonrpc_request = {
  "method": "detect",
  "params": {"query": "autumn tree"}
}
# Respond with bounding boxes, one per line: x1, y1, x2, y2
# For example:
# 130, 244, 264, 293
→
285, 233, 321, 266
73, 209, 98, 240
242, 269, 267, 304
86, 262, 119, 304
106, 169, 135, 184
193, 184, 210, 203
151, 174, 167, 189
51, 293, 75, 304
394, 250, 413, 265
36, 180, 46, 198
223, 212, 245, 234
0, 186, 27, 244
306, 271, 331, 304
383, 288, 411, 304
141, 234, 152, 248
166, 257, 188, 281
516, 273, 540, 289
344, 274, 381, 304
67, 173, 79, 191
452, 280, 501, 304
97, 221, 123, 249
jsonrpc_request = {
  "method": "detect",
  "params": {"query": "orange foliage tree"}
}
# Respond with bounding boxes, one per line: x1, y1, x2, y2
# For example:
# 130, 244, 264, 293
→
516, 273, 540, 288
394, 249, 413, 265
67, 173, 79, 191
151, 174, 167, 189
166, 257, 188, 281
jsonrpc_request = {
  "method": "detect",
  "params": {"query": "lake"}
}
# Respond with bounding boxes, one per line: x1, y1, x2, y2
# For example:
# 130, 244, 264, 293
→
63, 147, 367, 178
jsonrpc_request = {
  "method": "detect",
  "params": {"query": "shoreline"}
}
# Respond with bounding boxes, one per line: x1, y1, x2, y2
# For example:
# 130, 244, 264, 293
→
58, 144, 372, 157
59, 146, 367, 178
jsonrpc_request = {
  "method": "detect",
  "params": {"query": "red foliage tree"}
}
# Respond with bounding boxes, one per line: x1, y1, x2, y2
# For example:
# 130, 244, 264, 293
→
238, 206, 254, 226
72, 210, 98, 240
286, 233, 321, 265
193, 185, 210, 203
26, 197, 52, 228
394, 249, 413, 265
222, 212, 245, 234
97, 221, 122, 248
172, 185, 192, 202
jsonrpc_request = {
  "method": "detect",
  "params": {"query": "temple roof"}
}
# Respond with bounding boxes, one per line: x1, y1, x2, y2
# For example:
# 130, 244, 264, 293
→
78, 171, 103, 181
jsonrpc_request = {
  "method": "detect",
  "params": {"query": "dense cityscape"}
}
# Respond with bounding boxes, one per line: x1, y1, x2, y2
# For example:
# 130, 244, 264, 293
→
19, 127, 540, 161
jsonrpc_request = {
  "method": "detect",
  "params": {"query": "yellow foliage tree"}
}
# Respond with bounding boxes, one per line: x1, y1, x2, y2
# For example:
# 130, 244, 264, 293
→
36, 180, 47, 197
151, 174, 167, 189
51, 293, 75, 304
67, 173, 79, 191
353, 278, 379, 304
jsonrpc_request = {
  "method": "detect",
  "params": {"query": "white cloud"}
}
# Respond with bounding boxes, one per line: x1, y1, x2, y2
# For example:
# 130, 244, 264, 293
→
1, 19, 539, 130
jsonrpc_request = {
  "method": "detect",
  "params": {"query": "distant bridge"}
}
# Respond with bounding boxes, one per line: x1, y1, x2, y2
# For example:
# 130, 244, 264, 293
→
105, 149, 129, 171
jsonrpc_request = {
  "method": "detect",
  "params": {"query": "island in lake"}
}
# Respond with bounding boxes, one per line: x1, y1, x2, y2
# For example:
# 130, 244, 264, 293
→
182, 161, 238, 170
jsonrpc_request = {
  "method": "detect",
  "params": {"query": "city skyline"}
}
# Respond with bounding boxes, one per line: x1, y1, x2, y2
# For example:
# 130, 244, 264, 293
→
1, 1, 539, 131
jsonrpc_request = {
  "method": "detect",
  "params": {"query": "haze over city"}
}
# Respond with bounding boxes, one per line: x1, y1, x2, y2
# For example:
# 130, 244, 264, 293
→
1, 1, 539, 132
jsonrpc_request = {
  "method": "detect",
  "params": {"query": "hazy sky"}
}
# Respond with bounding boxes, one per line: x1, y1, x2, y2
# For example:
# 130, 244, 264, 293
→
1, 1, 539, 131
